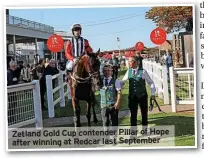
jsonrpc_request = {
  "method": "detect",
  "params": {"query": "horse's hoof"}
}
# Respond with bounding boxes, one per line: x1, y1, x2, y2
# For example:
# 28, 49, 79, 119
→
93, 118, 98, 124
77, 124, 81, 127
76, 122, 81, 127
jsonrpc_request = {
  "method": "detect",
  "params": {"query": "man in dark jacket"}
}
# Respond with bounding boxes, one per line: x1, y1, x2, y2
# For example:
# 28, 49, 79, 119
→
7, 60, 18, 86
40, 59, 59, 110
7, 60, 18, 125
135, 51, 143, 68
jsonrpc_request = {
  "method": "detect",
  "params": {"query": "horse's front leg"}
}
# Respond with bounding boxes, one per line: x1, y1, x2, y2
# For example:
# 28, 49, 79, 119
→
92, 103, 98, 124
73, 98, 81, 127
86, 102, 91, 126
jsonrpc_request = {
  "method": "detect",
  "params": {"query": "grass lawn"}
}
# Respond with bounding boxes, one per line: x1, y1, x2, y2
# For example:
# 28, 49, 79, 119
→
120, 112, 195, 146
41, 69, 195, 147
55, 111, 195, 146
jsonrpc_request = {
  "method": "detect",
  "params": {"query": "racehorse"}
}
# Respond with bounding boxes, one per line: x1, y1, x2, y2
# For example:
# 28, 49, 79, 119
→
68, 49, 101, 127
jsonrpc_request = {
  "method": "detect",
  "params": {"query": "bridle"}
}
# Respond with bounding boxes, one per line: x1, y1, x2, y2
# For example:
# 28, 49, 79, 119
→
70, 54, 100, 84
70, 71, 99, 83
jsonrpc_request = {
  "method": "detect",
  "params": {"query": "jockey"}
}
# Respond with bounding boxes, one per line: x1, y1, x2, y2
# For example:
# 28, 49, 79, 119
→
65, 23, 93, 71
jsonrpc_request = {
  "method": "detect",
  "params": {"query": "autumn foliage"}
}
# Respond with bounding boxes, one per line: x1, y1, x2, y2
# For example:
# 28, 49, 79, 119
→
145, 6, 193, 33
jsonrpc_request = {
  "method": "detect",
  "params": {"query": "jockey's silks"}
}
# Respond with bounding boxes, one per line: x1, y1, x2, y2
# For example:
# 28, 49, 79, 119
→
65, 37, 93, 61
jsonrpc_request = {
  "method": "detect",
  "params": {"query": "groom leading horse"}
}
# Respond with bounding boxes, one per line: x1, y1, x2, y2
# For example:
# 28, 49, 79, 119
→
65, 23, 100, 127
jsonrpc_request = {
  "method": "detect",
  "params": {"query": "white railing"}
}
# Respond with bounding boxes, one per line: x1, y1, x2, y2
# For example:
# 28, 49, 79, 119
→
169, 67, 194, 112
46, 71, 71, 118
7, 81, 43, 129
143, 60, 170, 105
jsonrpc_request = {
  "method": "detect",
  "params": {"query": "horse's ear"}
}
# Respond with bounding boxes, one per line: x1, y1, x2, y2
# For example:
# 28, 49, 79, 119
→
96, 48, 100, 54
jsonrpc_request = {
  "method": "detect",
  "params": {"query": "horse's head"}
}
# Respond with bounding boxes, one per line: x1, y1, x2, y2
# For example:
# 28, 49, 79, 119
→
87, 48, 101, 91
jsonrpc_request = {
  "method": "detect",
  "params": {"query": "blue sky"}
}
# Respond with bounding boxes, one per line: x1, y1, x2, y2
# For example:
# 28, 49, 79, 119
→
10, 7, 173, 52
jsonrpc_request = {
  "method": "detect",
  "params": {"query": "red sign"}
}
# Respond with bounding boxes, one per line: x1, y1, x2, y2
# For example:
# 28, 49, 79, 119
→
47, 34, 64, 52
150, 28, 167, 45
135, 42, 144, 51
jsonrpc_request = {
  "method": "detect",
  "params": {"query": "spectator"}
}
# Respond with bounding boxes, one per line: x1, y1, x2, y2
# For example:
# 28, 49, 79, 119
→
34, 58, 45, 80
110, 52, 119, 79
13, 64, 22, 82
45, 58, 49, 68
40, 59, 59, 110
30, 64, 37, 80
20, 63, 31, 83
166, 50, 173, 78
163, 52, 167, 64
155, 54, 159, 63
7, 60, 18, 125
135, 51, 143, 68
7, 60, 18, 86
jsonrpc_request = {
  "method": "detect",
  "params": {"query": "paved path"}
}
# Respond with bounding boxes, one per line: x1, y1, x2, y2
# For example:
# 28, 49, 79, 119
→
43, 104, 194, 127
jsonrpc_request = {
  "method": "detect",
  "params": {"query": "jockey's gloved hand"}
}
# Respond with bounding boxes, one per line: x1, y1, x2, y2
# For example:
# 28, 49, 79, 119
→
151, 95, 155, 100
66, 61, 73, 71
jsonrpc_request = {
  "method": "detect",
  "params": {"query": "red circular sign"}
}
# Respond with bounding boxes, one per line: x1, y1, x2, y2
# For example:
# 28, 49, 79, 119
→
150, 28, 167, 45
135, 42, 144, 51
47, 34, 64, 52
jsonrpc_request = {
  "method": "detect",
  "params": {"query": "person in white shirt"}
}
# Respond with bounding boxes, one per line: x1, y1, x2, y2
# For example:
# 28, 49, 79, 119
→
121, 57, 156, 127
100, 64, 122, 127
20, 63, 31, 83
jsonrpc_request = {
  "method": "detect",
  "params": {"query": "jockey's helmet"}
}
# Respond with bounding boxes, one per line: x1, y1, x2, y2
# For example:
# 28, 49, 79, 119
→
71, 24, 82, 31
71, 24, 82, 37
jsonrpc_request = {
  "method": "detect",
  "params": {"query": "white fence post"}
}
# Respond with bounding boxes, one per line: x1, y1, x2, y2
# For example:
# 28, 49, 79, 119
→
158, 66, 163, 98
58, 71, 65, 107
169, 67, 176, 112
46, 75, 55, 118
32, 80, 43, 128
162, 66, 170, 104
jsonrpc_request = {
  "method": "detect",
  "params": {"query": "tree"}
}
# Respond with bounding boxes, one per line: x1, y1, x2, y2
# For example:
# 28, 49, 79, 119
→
145, 6, 193, 33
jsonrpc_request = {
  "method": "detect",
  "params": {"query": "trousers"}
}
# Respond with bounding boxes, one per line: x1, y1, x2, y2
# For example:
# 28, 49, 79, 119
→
128, 93, 148, 126
101, 105, 118, 127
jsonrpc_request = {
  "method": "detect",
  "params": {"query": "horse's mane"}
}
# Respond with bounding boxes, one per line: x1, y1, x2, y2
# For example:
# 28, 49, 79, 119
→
73, 57, 89, 78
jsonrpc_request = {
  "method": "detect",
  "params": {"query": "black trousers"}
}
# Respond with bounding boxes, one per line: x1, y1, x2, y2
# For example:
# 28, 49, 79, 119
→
128, 93, 148, 126
102, 106, 118, 126
40, 80, 46, 110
